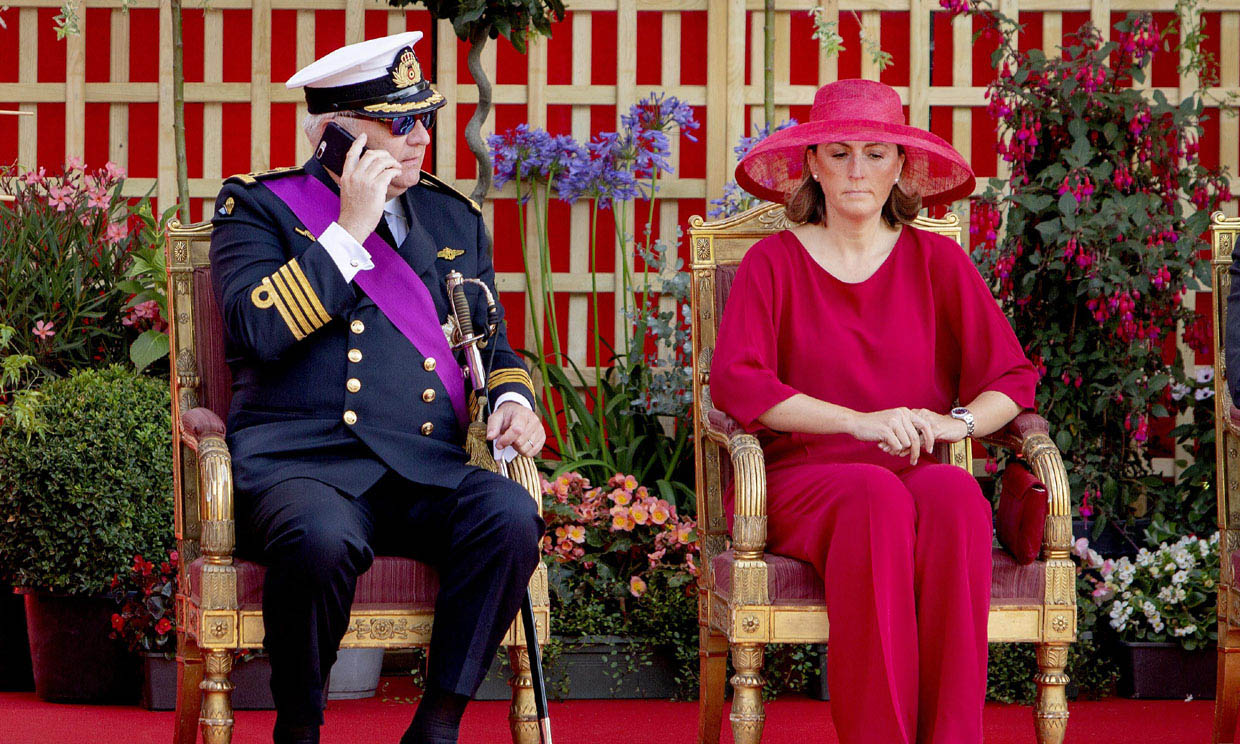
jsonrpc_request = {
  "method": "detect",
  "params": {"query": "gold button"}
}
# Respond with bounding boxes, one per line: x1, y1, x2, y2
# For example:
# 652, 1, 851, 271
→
423, 358, 436, 372
422, 389, 436, 403
343, 410, 358, 425
346, 378, 361, 393
348, 349, 362, 363
420, 422, 434, 436
350, 320, 365, 334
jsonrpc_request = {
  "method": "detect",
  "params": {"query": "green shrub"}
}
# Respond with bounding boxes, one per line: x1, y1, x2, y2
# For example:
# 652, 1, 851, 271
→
0, 365, 173, 594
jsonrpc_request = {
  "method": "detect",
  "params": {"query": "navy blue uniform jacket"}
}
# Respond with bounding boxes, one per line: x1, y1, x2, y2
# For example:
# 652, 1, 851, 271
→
209, 157, 535, 498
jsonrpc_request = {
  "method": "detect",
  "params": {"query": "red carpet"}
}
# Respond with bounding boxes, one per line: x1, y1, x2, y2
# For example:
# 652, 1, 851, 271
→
0, 676, 1219, 743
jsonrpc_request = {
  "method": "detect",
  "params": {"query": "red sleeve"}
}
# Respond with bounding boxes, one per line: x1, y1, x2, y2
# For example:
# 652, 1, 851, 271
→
939, 236, 1039, 410
709, 237, 803, 431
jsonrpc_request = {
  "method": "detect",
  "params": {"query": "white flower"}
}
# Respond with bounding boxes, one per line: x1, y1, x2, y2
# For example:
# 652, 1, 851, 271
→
1196, 367, 1215, 384
1170, 382, 1190, 400
1196, 387, 1215, 400
1086, 548, 1104, 569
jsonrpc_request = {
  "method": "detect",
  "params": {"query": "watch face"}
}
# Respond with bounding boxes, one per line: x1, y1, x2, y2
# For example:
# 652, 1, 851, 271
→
951, 407, 969, 417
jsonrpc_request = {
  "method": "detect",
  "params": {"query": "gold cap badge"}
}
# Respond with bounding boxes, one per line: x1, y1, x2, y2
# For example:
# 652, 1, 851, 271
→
390, 48, 421, 89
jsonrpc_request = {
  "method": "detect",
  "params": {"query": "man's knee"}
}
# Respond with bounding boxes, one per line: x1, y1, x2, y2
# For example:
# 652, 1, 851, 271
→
470, 476, 544, 561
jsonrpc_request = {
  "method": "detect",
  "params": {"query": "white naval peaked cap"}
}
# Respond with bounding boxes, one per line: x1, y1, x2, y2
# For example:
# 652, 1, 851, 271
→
285, 31, 444, 117
287, 31, 423, 90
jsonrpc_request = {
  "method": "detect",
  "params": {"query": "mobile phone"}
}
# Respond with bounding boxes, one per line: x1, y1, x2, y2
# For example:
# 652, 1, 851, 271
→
315, 121, 364, 176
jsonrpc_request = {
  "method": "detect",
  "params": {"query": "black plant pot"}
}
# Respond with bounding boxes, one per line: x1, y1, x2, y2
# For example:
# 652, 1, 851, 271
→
1117, 640, 1216, 699
0, 586, 33, 691
141, 651, 276, 710
22, 590, 140, 703
474, 635, 678, 700
1072, 518, 1150, 559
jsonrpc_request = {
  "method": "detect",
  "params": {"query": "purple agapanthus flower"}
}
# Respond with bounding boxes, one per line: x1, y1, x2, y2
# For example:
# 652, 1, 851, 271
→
558, 132, 640, 209
488, 125, 580, 202
733, 119, 799, 160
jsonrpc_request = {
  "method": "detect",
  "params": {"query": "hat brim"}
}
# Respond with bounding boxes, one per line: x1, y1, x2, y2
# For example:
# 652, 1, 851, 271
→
357, 85, 447, 118
735, 119, 976, 207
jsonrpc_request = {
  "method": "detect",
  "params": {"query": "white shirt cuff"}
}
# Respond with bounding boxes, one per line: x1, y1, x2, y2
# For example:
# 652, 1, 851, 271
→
318, 222, 374, 283
492, 392, 534, 463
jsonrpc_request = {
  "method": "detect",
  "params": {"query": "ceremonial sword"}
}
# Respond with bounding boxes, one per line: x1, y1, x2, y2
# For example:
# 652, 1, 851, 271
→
445, 270, 553, 744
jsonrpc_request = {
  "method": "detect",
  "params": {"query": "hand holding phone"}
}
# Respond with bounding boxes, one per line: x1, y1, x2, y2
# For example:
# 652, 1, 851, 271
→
322, 121, 403, 243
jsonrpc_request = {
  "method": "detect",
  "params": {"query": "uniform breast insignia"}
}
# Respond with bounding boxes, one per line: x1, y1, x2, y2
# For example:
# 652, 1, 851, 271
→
441, 318, 456, 344
295, 227, 316, 241
437, 246, 464, 261
219, 196, 235, 216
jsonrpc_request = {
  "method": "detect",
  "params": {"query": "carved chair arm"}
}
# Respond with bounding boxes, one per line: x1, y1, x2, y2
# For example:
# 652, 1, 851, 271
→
979, 412, 1072, 554
180, 406, 226, 452
180, 408, 238, 611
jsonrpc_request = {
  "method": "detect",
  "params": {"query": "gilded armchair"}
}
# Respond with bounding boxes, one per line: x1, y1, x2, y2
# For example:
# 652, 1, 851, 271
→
165, 219, 550, 744
1209, 211, 1240, 744
688, 204, 1076, 744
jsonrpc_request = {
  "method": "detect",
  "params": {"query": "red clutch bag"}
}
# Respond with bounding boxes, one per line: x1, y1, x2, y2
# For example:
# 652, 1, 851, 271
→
997, 460, 1049, 565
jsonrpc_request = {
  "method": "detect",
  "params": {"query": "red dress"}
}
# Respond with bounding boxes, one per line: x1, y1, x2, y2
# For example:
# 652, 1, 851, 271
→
710, 227, 1037, 744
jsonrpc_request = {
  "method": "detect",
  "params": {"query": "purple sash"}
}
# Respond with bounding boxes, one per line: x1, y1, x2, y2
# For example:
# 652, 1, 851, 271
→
264, 174, 469, 429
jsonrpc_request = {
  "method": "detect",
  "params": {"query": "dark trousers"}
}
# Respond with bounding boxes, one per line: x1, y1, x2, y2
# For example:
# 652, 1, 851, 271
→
238, 468, 543, 732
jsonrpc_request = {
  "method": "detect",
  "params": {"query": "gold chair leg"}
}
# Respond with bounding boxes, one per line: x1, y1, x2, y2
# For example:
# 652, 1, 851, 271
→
200, 649, 235, 744
1213, 646, 1240, 743
507, 646, 539, 744
1033, 642, 1069, 744
697, 625, 728, 744
729, 642, 765, 744
175, 632, 205, 744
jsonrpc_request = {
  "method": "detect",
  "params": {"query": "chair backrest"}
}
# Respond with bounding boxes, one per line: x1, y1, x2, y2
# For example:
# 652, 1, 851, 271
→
165, 219, 231, 564
686, 203, 965, 574
1209, 212, 1240, 559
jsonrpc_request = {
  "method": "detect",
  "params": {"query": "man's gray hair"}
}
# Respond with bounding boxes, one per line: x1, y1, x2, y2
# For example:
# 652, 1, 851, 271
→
302, 112, 349, 144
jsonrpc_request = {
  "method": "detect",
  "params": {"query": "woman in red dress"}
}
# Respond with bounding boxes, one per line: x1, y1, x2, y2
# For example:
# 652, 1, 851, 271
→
712, 79, 1039, 744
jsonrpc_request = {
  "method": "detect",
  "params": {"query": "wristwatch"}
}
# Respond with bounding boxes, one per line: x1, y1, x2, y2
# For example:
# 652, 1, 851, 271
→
950, 407, 975, 437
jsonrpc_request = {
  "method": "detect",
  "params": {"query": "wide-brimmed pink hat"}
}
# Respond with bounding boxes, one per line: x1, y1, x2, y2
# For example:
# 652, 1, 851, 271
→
736, 79, 975, 207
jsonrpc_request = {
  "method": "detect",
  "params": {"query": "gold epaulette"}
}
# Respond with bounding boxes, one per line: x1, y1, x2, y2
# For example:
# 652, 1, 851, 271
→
225, 165, 305, 186
418, 171, 482, 215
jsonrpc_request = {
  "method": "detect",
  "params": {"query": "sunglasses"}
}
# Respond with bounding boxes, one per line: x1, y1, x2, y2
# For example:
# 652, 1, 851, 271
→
343, 110, 436, 136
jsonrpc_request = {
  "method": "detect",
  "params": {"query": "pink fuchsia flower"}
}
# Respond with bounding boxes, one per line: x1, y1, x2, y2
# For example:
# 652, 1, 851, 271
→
32, 320, 55, 340
1080, 489, 1094, 519
629, 575, 647, 597
984, 460, 998, 475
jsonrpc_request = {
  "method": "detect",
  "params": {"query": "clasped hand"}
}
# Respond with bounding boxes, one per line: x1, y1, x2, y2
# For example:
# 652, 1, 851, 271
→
850, 407, 969, 466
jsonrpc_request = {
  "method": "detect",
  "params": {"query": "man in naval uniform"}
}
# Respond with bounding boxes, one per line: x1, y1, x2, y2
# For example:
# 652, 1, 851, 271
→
208, 32, 546, 744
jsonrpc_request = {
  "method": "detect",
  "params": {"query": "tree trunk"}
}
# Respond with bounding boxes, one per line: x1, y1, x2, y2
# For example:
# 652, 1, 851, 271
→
763, 0, 774, 126
464, 25, 493, 207
171, 0, 190, 223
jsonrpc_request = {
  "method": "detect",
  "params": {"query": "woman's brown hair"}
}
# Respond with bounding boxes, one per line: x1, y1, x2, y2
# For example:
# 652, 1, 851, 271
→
784, 145, 923, 227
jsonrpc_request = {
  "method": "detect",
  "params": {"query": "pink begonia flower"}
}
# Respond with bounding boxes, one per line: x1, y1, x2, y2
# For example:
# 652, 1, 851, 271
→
630, 503, 650, 526
623, 475, 638, 491
1072, 537, 1089, 558
650, 500, 671, 525
1100, 559, 1116, 577
565, 524, 585, 544
629, 575, 647, 597
32, 320, 55, 340
685, 554, 698, 576
611, 489, 631, 506
647, 548, 666, 566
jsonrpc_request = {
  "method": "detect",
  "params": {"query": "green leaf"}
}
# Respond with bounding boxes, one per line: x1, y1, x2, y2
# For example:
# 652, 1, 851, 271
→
129, 330, 170, 372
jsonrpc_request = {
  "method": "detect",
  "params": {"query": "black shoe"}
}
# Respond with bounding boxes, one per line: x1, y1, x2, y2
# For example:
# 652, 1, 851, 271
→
273, 723, 320, 744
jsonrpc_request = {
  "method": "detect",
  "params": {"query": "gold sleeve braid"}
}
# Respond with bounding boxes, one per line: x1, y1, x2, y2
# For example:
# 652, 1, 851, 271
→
487, 368, 535, 398
249, 258, 332, 339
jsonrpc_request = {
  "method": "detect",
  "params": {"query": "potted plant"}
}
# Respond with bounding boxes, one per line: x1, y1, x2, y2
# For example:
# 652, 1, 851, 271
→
474, 472, 699, 700
109, 551, 178, 709
0, 365, 174, 702
941, 1, 1233, 546
1089, 532, 1219, 698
